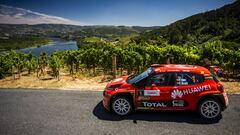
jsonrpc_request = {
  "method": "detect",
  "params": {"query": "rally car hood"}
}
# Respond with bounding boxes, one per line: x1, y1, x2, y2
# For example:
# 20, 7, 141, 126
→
106, 76, 130, 88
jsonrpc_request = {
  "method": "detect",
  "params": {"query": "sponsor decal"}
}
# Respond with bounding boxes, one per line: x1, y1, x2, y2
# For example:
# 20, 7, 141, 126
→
141, 100, 186, 108
171, 85, 211, 99
142, 102, 166, 108
143, 90, 160, 96
171, 89, 183, 99
136, 107, 150, 110
138, 96, 150, 100
172, 100, 184, 107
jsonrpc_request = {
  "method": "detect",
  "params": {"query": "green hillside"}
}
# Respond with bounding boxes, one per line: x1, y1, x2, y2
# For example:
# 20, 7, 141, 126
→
0, 24, 159, 39
0, 24, 159, 50
134, 0, 240, 48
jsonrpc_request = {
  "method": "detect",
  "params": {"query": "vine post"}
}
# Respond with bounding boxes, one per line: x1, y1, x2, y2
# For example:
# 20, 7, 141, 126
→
112, 54, 117, 79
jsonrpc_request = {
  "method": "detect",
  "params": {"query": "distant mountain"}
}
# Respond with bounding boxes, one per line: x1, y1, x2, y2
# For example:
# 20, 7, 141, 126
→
0, 5, 82, 25
0, 24, 159, 40
136, 0, 240, 45
0, 4, 160, 40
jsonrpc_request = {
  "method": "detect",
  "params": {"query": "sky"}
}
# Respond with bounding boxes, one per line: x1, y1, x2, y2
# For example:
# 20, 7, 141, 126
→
0, 0, 236, 26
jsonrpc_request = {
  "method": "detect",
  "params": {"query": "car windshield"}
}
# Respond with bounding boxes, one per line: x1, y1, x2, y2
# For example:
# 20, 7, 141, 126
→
127, 68, 154, 84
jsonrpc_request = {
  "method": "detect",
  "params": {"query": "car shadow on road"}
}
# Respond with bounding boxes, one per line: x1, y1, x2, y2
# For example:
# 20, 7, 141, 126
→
93, 101, 221, 124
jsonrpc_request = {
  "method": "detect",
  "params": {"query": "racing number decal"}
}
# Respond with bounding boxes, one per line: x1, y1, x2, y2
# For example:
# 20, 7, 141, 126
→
143, 90, 160, 96
138, 90, 160, 97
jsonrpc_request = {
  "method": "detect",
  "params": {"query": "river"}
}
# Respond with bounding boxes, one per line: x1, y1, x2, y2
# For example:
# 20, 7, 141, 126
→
18, 38, 78, 56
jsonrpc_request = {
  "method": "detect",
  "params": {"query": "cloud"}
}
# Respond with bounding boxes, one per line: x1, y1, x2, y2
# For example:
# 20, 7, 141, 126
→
0, 4, 84, 25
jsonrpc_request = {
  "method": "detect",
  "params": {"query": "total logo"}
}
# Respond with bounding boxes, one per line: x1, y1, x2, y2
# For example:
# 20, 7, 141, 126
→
171, 85, 211, 99
142, 102, 166, 107
142, 100, 185, 108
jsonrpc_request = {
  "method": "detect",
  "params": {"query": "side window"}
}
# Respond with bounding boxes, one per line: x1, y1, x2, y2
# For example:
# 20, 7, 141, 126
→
176, 72, 203, 86
147, 73, 170, 86
135, 77, 148, 88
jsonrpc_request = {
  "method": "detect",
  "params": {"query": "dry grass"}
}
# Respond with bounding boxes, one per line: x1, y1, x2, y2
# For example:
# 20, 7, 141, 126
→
0, 72, 239, 94
221, 80, 240, 94
0, 72, 108, 91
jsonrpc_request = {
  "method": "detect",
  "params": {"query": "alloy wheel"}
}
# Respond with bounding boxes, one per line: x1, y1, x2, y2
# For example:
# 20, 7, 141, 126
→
200, 100, 221, 119
112, 98, 131, 115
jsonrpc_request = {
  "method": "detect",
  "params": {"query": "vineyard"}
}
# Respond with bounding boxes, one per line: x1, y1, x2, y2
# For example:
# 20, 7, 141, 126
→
0, 0, 239, 82
0, 40, 240, 80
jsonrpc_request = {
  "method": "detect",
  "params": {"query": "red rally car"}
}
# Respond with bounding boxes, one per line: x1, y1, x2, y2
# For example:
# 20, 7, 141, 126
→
103, 64, 229, 119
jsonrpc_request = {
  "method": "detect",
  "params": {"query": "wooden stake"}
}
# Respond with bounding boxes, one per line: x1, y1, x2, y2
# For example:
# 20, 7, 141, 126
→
112, 54, 117, 79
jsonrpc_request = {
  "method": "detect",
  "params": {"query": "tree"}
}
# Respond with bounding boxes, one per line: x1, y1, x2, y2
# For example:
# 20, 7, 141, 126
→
64, 51, 77, 75
25, 53, 37, 74
10, 51, 26, 79
37, 52, 48, 79
49, 53, 61, 80
0, 52, 14, 79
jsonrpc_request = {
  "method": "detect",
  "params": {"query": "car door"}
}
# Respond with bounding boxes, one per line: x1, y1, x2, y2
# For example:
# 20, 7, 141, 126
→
170, 72, 204, 109
135, 72, 174, 109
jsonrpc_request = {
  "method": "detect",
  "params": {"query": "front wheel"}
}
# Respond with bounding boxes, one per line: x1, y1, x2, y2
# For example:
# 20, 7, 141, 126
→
112, 97, 132, 116
198, 99, 221, 119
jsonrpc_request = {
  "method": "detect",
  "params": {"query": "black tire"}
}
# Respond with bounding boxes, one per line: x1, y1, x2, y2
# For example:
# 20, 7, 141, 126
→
198, 99, 221, 119
111, 96, 133, 116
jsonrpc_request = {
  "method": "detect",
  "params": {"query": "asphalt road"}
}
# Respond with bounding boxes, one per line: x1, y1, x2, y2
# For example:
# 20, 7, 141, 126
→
0, 89, 239, 135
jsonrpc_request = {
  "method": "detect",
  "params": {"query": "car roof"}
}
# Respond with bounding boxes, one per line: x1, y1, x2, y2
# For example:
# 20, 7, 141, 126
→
151, 64, 211, 76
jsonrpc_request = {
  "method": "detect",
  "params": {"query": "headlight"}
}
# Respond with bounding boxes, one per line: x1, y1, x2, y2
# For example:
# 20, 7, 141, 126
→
104, 84, 121, 91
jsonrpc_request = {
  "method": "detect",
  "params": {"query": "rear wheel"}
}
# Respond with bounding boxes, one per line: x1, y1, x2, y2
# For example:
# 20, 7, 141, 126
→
112, 97, 132, 116
198, 99, 221, 119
